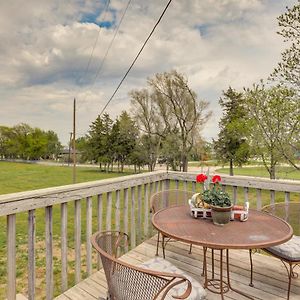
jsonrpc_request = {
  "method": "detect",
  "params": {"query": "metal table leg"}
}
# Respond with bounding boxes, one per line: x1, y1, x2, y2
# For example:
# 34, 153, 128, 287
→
203, 248, 254, 299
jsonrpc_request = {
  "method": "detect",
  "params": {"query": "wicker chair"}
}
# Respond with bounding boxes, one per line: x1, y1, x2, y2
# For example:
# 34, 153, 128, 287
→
91, 231, 193, 300
150, 190, 194, 258
249, 203, 300, 300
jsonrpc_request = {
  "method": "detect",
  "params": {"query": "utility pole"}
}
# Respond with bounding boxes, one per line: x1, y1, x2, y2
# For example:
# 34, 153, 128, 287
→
68, 132, 72, 166
72, 98, 76, 183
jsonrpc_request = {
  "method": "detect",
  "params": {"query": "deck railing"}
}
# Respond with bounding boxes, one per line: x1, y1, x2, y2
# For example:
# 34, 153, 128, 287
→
0, 170, 299, 300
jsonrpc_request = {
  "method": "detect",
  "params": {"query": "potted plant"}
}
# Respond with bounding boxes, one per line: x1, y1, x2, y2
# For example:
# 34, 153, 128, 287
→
199, 174, 233, 225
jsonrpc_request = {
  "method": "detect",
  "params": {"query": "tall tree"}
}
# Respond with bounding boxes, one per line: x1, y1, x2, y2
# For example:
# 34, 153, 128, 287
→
245, 83, 299, 179
87, 113, 113, 171
130, 89, 161, 171
0, 126, 13, 158
0, 124, 62, 160
149, 70, 211, 172
116, 111, 138, 172
271, 2, 300, 90
214, 87, 250, 176
130, 70, 211, 172
44, 131, 62, 159
270, 2, 300, 168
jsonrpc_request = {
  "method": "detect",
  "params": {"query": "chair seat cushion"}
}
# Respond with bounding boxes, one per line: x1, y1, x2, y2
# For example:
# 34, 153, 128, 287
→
266, 235, 300, 262
139, 257, 206, 299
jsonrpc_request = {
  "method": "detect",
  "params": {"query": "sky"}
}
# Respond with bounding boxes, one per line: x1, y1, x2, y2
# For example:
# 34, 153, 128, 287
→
0, 0, 297, 145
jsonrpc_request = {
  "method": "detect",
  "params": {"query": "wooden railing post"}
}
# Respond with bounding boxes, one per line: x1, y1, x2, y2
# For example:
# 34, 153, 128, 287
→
244, 187, 249, 206
97, 194, 103, 270
233, 186, 237, 205
124, 188, 129, 252
270, 190, 275, 206
192, 181, 196, 193
45, 206, 53, 300
61, 203, 68, 292
7, 214, 16, 300
144, 184, 149, 238
28, 210, 35, 300
137, 185, 142, 244
74, 199, 81, 283
131, 187, 136, 248
106, 192, 112, 231
115, 190, 121, 232
256, 189, 262, 210
86, 196, 92, 276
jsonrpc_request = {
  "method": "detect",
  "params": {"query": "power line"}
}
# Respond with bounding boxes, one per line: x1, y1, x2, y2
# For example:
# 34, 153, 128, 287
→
92, 0, 132, 85
79, 0, 132, 107
99, 0, 173, 116
76, 0, 111, 88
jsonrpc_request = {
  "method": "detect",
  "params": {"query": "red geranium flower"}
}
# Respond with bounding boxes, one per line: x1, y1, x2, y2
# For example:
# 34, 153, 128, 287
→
196, 173, 208, 183
212, 175, 221, 183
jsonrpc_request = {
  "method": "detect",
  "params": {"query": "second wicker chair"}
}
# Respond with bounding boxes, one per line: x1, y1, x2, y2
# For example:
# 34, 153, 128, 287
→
150, 189, 194, 257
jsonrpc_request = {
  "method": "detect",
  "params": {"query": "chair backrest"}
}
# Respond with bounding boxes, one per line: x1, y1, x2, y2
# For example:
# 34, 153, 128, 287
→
262, 202, 300, 235
150, 189, 194, 213
91, 231, 191, 300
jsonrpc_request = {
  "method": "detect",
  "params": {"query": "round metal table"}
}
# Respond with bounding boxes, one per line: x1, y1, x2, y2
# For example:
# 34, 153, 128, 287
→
152, 205, 293, 299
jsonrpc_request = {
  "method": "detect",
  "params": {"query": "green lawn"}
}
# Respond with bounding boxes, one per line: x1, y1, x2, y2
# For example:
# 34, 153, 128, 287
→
216, 166, 300, 180
188, 160, 218, 167
0, 161, 133, 195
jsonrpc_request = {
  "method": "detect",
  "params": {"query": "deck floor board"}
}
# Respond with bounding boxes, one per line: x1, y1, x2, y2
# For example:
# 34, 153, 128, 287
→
55, 236, 300, 300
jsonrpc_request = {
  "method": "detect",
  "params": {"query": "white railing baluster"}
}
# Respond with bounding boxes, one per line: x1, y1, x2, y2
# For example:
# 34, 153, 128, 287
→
106, 192, 112, 231
131, 187, 136, 248
28, 210, 35, 300
244, 187, 249, 206
183, 180, 187, 191
256, 189, 262, 210
137, 185, 142, 244
155, 181, 159, 193
86, 196, 92, 276
74, 199, 81, 283
233, 186, 237, 205
164, 179, 170, 190
149, 182, 154, 236
285, 191, 290, 204
270, 190, 275, 205
192, 181, 196, 193
61, 202, 68, 292
45, 206, 53, 300
115, 190, 121, 232
144, 183, 149, 238
97, 194, 103, 270
124, 188, 129, 252
7, 214, 16, 300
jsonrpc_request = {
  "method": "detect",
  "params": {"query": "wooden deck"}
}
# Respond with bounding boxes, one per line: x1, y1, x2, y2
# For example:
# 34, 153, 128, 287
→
55, 236, 300, 300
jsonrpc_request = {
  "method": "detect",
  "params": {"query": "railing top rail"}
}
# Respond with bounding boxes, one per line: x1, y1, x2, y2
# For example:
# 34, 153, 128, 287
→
167, 171, 300, 193
0, 170, 167, 217
1, 170, 299, 217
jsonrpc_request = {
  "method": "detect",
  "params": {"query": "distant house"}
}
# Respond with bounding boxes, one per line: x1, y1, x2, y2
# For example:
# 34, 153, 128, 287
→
58, 148, 81, 163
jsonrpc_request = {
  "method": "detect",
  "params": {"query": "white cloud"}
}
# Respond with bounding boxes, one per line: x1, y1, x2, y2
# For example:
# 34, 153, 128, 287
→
0, 0, 298, 144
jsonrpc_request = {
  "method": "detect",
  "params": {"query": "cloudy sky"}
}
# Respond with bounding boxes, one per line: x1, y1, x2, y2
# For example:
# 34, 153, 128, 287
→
0, 0, 296, 145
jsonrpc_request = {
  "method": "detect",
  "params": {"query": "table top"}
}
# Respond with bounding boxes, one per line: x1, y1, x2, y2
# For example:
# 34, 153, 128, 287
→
152, 205, 293, 249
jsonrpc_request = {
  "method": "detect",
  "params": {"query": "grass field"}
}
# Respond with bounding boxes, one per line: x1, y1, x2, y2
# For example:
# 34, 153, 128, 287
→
216, 166, 300, 180
0, 161, 299, 298
0, 161, 134, 195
